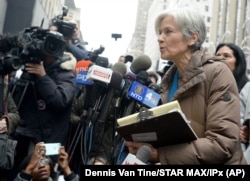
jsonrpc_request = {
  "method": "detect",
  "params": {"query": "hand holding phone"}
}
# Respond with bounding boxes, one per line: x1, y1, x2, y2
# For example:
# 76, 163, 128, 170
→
44, 143, 61, 155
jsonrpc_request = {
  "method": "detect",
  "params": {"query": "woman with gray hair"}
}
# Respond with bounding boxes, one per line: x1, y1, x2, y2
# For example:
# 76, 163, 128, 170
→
124, 6, 246, 164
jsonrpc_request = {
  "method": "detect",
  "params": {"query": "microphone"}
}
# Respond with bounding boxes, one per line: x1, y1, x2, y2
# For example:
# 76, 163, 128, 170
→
136, 70, 150, 86
122, 145, 151, 165
127, 82, 161, 108
90, 71, 123, 157
124, 55, 133, 64
127, 71, 161, 108
96, 71, 123, 123
75, 60, 93, 85
86, 64, 113, 84
148, 83, 161, 93
74, 60, 94, 113
112, 62, 128, 93
85, 66, 123, 114
82, 64, 113, 119
112, 62, 127, 76
126, 54, 152, 81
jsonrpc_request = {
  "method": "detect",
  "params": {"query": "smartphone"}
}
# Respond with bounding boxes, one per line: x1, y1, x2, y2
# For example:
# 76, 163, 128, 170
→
44, 143, 61, 155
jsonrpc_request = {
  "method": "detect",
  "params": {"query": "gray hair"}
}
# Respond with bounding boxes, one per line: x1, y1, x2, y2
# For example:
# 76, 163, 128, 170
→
155, 7, 206, 52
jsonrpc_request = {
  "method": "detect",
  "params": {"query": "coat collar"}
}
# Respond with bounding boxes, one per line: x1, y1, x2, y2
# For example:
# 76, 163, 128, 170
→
160, 49, 222, 102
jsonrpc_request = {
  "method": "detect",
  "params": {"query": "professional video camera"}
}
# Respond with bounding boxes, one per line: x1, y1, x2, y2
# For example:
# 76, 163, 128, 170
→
88, 45, 109, 67
0, 26, 66, 76
51, 6, 76, 40
18, 26, 66, 64
0, 34, 22, 75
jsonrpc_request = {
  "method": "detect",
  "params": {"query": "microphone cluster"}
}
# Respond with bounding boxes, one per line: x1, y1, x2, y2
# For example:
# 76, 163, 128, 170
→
74, 54, 160, 165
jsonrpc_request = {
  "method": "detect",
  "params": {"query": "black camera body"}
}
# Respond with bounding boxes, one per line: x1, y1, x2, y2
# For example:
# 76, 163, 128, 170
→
0, 53, 20, 75
0, 26, 66, 76
0, 34, 20, 75
51, 18, 76, 40
19, 26, 66, 64
88, 45, 105, 62
87, 45, 109, 68
51, 6, 76, 40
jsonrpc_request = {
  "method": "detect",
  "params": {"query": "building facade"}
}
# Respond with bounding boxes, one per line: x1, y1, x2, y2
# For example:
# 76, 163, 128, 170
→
128, 0, 250, 72
0, 0, 65, 34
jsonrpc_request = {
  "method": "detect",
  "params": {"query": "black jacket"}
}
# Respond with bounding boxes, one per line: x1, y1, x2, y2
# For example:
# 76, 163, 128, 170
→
13, 53, 76, 144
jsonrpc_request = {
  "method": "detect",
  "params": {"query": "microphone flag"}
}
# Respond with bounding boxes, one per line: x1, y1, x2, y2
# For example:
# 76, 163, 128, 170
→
75, 60, 93, 85
128, 81, 160, 108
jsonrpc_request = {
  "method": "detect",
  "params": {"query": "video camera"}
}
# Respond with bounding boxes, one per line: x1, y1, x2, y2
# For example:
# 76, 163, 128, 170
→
51, 6, 76, 40
18, 26, 65, 63
88, 45, 109, 68
0, 26, 66, 75
0, 34, 21, 75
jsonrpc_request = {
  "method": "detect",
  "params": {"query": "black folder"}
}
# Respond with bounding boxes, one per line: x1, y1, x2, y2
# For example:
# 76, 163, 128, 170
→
116, 110, 198, 148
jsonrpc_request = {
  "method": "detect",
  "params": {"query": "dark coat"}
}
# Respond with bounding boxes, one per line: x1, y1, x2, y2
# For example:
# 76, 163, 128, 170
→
2, 84, 20, 134
13, 53, 76, 145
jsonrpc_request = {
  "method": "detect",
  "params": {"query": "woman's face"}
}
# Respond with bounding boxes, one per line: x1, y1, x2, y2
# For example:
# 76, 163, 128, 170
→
32, 158, 51, 180
215, 46, 236, 72
157, 16, 190, 61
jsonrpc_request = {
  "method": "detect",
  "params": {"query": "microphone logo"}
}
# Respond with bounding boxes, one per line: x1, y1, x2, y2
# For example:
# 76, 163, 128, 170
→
86, 64, 113, 84
135, 84, 144, 95
128, 81, 160, 108
143, 89, 161, 108
75, 60, 94, 85
76, 72, 93, 85
128, 81, 147, 102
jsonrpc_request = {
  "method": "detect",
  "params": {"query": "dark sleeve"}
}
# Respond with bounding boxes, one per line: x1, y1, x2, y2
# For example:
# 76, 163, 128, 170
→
6, 89, 20, 134
35, 70, 76, 110
64, 172, 80, 181
66, 44, 89, 61
13, 171, 32, 181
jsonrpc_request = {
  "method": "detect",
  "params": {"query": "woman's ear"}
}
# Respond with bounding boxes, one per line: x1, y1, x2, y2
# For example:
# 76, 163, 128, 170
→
188, 32, 199, 46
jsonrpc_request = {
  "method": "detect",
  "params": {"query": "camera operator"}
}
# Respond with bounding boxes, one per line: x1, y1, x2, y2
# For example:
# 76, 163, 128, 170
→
0, 76, 20, 181
49, 18, 89, 61
9, 29, 77, 180
0, 36, 21, 136
0, 35, 21, 180
49, 16, 89, 99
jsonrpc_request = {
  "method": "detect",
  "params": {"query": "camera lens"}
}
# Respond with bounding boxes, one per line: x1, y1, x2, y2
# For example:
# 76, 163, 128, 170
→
43, 33, 65, 57
45, 40, 58, 53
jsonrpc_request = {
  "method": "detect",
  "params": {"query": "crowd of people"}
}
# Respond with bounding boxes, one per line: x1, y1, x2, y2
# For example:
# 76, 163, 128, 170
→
0, 5, 250, 181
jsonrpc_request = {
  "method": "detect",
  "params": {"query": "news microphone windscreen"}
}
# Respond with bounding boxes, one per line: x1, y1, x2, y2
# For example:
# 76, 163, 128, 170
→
149, 83, 161, 93
112, 62, 127, 76
136, 145, 152, 163
131, 55, 152, 74
124, 55, 133, 63
110, 71, 123, 89
136, 71, 149, 85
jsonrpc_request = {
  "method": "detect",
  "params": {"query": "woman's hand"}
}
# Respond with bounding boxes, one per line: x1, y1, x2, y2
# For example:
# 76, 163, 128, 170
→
25, 142, 46, 174
124, 141, 159, 163
0, 118, 8, 133
240, 125, 249, 144
58, 146, 72, 176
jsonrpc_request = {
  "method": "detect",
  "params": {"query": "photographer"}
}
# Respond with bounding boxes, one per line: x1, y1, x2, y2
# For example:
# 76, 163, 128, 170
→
10, 28, 76, 180
14, 142, 79, 181
0, 35, 21, 181
49, 17, 89, 61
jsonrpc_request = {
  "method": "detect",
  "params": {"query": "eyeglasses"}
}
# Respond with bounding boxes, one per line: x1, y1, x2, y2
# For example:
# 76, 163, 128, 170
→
37, 158, 50, 167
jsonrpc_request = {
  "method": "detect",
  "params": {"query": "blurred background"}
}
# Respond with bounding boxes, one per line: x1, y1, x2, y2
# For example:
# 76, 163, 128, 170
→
1, 0, 250, 74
